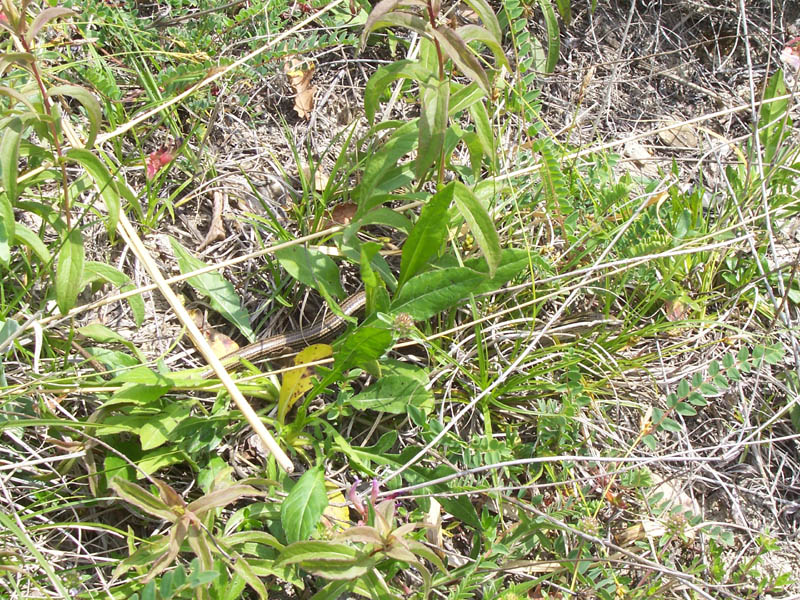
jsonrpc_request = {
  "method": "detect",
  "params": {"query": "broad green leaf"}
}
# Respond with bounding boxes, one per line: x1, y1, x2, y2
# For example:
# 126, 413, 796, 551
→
415, 77, 449, 181
140, 403, 191, 450
65, 148, 120, 239
56, 227, 84, 314
335, 326, 393, 372
12, 222, 51, 264
535, 0, 561, 73
659, 417, 682, 433
399, 183, 453, 288
49, 85, 101, 149
392, 248, 529, 320
349, 372, 433, 414
452, 181, 501, 276
364, 60, 434, 124
431, 26, 490, 95
103, 382, 170, 409
169, 238, 255, 342
110, 478, 177, 522
274, 245, 346, 301
137, 446, 191, 477
281, 466, 328, 543
24, 7, 75, 45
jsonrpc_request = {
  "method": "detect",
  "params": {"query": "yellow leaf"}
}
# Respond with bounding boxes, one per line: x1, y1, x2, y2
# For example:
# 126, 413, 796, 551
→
277, 344, 333, 423
322, 489, 350, 532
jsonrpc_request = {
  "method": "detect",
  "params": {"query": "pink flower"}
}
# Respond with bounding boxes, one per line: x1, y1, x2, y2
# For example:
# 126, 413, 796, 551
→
781, 37, 800, 72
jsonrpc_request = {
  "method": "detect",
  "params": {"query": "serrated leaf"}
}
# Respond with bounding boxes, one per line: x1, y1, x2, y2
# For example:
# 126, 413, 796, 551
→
281, 466, 328, 543
169, 238, 255, 342
56, 228, 84, 314
25, 7, 75, 45
452, 181, 501, 276
399, 183, 453, 289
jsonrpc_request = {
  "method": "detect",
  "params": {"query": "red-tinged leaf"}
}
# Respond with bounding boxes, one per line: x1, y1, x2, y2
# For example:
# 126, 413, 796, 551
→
186, 485, 263, 517
110, 478, 177, 523
145, 138, 182, 179
55, 228, 84, 314
153, 478, 186, 510
25, 7, 75, 45
431, 26, 490, 95
360, 0, 428, 49
361, 8, 429, 50
337, 526, 384, 545
277, 540, 359, 565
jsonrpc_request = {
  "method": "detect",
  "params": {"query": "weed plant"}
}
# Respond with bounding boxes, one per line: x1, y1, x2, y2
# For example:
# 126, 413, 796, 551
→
0, 0, 798, 598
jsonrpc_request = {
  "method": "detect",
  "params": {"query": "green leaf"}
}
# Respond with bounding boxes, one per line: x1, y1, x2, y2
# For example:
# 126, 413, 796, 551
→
674, 403, 697, 416
349, 372, 433, 414
456, 24, 510, 71
274, 245, 346, 301
0, 192, 15, 266
65, 148, 120, 240
392, 248, 529, 320
229, 552, 269, 600
461, 0, 503, 45
399, 183, 453, 289
278, 540, 359, 565
187, 485, 263, 517
677, 379, 690, 399
534, 0, 561, 73
56, 227, 84, 314
415, 77, 449, 181
642, 434, 657, 451
281, 466, 328, 543
452, 181, 501, 277
361, 2, 428, 50
169, 238, 255, 342
364, 60, 433, 124
12, 222, 51, 264
24, 7, 75, 45
1, 116, 24, 210
659, 418, 682, 433
430, 26, 490, 95
0, 53, 36, 77
49, 85, 101, 149
140, 403, 191, 450
335, 326, 393, 372
82, 261, 145, 326
78, 321, 145, 362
